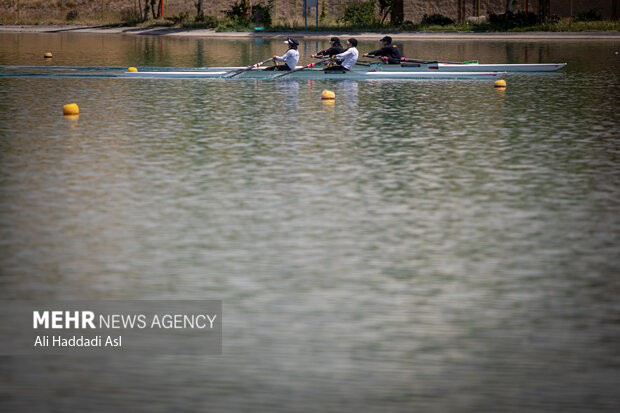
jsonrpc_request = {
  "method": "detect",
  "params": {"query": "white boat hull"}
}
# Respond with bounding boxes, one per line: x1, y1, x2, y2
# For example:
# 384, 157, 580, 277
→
203, 62, 566, 73
124, 69, 505, 80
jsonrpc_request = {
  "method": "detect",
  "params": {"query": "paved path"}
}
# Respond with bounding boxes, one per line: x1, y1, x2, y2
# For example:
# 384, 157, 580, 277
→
1, 25, 619, 40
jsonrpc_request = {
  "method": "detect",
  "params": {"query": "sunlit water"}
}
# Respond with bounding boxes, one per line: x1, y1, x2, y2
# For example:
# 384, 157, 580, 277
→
1, 33, 619, 412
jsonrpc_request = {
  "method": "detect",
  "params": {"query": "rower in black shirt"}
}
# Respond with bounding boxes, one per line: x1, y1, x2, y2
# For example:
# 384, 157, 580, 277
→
311, 37, 345, 58
363, 36, 401, 64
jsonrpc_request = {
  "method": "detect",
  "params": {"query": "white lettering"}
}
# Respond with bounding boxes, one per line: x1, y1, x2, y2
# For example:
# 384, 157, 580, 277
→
82, 311, 95, 329
51, 311, 63, 329
65, 311, 80, 328
33, 311, 49, 329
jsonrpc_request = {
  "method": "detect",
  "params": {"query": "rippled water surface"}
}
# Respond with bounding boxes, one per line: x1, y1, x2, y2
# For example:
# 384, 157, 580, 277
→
1, 34, 619, 412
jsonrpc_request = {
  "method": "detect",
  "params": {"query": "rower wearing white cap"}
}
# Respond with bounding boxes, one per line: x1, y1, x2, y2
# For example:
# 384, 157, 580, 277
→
265, 38, 300, 71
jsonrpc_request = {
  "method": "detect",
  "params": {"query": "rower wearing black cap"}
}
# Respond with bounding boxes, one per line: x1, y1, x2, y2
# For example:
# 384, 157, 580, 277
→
324, 38, 359, 72
311, 37, 345, 58
363, 36, 401, 64
265, 38, 300, 71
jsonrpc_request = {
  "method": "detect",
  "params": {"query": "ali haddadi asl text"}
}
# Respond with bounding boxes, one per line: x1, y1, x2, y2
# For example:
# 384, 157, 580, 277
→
34, 335, 121, 348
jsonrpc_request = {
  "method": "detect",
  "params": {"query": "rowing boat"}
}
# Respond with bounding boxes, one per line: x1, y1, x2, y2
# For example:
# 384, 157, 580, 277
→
197, 61, 566, 73
123, 69, 505, 80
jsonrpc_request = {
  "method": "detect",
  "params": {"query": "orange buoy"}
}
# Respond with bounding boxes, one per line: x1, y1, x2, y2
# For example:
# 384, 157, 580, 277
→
494, 79, 507, 88
62, 103, 79, 116
321, 90, 335, 99
128, 67, 138, 72
44, 52, 53, 58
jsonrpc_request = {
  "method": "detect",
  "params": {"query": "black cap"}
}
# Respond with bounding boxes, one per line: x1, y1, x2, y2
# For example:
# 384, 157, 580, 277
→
380, 36, 392, 43
330, 37, 340, 42
347, 38, 358, 47
285, 38, 299, 46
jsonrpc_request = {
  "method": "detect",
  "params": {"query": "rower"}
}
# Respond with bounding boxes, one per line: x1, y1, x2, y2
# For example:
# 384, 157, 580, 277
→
265, 38, 300, 71
324, 38, 359, 72
311, 37, 345, 59
363, 36, 401, 64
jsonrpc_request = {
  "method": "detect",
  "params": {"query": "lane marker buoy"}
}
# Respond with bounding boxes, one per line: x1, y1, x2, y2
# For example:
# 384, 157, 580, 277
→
321, 90, 335, 99
62, 103, 79, 115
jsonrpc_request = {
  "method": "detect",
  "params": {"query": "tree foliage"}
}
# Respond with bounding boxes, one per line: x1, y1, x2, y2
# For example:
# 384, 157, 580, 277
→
421, 14, 454, 26
377, 0, 393, 24
225, 0, 273, 26
341, 0, 377, 25
575, 8, 602, 22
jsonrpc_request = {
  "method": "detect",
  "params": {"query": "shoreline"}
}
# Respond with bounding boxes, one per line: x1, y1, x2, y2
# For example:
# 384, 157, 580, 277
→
1, 25, 620, 40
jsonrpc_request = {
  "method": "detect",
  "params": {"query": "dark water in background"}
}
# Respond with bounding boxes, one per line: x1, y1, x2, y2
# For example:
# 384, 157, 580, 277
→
0, 33, 619, 412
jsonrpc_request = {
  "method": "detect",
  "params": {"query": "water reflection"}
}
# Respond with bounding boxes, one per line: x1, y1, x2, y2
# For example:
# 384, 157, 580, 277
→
1, 34, 619, 413
338, 80, 358, 108
276, 80, 299, 117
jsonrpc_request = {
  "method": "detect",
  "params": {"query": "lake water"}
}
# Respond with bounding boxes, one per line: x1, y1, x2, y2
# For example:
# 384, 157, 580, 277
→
0, 33, 619, 412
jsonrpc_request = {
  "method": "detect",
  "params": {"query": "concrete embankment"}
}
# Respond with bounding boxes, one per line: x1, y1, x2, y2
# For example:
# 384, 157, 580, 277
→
1, 25, 620, 40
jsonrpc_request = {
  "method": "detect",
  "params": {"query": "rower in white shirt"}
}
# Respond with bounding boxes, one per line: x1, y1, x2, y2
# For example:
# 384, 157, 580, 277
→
324, 38, 359, 72
265, 38, 300, 71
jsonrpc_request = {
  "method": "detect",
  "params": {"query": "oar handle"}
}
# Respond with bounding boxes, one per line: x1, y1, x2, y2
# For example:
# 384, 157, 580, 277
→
272, 57, 331, 79
225, 58, 273, 78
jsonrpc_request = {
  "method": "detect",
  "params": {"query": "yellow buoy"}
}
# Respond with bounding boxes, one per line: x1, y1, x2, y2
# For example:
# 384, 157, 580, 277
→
44, 52, 53, 58
128, 67, 138, 72
494, 79, 507, 88
62, 103, 79, 116
321, 89, 335, 100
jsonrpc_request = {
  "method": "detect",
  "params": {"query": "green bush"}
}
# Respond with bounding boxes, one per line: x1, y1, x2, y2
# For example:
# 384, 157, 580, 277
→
194, 14, 218, 27
214, 17, 249, 31
167, 12, 190, 25
65, 10, 79, 21
489, 11, 538, 28
575, 8, 602, 22
421, 13, 454, 26
119, 8, 141, 25
225, 0, 272, 27
341, 0, 377, 25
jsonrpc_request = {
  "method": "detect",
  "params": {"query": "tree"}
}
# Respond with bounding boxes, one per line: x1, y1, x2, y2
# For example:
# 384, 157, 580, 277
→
377, 0, 403, 24
506, 0, 514, 13
377, 0, 394, 24
390, 0, 403, 24
197, 0, 204, 18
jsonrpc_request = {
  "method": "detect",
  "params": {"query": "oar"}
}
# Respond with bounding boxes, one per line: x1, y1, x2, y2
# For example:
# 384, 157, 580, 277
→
354, 60, 377, 66
400, 57, 478, 64
272, 57, 331, 79
364, 55, 435, 64
225, 58, 274, 78
367, 56, 477, 65
311, 57, 375, 68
